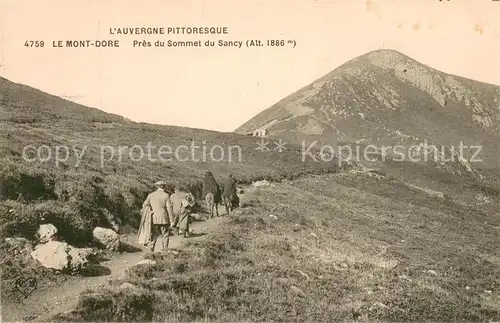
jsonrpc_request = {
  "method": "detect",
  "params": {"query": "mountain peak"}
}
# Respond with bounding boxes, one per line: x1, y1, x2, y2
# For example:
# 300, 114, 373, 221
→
364, 49, 409, 59
360, 49, 417, 70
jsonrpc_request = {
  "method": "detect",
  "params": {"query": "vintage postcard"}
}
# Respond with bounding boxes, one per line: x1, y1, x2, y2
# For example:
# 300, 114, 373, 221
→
0, 0, 499, 322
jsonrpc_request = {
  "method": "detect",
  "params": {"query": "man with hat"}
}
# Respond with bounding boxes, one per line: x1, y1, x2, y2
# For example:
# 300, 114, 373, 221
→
141, 180, 174, 252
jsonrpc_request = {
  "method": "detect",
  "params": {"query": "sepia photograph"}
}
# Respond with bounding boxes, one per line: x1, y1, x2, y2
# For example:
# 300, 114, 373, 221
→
0, 0, 499, 322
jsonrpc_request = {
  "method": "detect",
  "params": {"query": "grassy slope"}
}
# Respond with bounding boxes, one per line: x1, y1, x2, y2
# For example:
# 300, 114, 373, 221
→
56, 171, 500, 322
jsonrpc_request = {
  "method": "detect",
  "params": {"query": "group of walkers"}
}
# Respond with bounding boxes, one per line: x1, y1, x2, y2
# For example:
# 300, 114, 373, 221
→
137, 171, 239, 252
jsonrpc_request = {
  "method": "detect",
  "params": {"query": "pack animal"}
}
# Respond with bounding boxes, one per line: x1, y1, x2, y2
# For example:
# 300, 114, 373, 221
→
205, 192, 219, 218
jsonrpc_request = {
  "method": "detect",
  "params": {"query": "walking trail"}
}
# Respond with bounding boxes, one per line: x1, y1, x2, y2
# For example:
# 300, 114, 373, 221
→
2, 211, 225, 322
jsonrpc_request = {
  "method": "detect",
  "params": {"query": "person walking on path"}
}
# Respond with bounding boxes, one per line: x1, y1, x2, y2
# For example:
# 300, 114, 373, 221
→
221, 174, 238, 215
202, 171, 222, 218
170, 185, 196, 238
139, 180, 174, 252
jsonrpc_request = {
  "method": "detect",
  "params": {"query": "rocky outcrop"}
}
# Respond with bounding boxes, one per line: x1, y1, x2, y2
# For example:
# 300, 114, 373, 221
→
92, 227, 120, 251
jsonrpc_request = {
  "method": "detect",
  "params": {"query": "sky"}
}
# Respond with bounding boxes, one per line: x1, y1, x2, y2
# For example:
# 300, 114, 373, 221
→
1, 0, 499, 132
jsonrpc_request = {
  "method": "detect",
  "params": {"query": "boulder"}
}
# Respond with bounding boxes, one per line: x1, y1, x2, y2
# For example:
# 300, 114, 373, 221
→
36, 224, 58, 243
31, 241, 71, 271
92, 227, 120, 251
30, 241, 94, 272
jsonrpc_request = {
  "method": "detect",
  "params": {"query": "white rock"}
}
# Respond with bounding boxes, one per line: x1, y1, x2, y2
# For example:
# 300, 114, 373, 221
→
92, 227, 120, 251
36, 224, 58, 243
135, 259, 157, 266
30, 241, 93, 272
31, 241, 70, 271
253, 180, 271, 188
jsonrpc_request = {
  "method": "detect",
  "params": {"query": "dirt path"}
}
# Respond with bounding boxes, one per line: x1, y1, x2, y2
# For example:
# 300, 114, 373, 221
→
2, 211, 226, 322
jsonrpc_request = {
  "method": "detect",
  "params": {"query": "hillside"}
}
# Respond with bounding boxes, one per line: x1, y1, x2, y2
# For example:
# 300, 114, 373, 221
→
235, 49, 500, 169
56, 171, 500, 322
0, 76, 344, 305
0, 75, 341, 233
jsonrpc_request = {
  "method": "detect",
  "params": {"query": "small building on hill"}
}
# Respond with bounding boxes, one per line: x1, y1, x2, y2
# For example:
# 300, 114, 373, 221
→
246, 128, 268, 137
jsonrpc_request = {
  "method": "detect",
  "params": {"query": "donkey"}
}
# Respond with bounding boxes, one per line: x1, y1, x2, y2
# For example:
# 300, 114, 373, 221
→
205, 192, 219, 218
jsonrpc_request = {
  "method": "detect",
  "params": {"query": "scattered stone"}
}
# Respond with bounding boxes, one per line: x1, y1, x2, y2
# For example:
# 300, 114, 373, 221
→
253, 180, 271, 188
476, 193, 492, 205
92, 227, 120, 251
4, 237, 33, 256
135, 259, 157, 266
484, 290, 493, 294
36, 224, 58, 243
465, 286, 470, 290
297, 269, 310, 279
363, 287, 374, 295
290, 285, 306, 297
310, 232, 318, 238
369, 302, 388, 311
268, 214, 278, 220
427, 270, 438, 276
381, 259, 399, 270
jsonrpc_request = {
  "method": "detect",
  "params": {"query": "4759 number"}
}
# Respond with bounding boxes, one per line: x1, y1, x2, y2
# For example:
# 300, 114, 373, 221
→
24, 41, 45, 47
